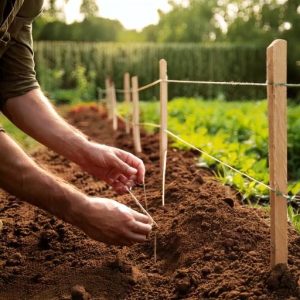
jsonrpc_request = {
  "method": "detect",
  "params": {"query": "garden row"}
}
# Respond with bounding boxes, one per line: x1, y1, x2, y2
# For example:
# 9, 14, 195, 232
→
118, 98, 300, 230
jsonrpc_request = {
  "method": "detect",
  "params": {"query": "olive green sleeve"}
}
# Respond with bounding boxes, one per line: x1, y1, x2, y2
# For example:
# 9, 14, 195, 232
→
0, 17, 39, 107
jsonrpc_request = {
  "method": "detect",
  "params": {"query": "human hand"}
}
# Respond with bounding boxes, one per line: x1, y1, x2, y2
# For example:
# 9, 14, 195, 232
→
81, 142, 145, 193
73, 197, 152, 245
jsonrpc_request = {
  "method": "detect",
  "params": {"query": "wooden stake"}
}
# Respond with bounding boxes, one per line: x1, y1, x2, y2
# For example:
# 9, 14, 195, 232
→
154, 232, 157, 264
124, 73, 131, 134
160, 59, 168, 174
111, 83, 118, 131
267, 39, 288, 267
162, 150, 167, 207
131, 76, 142, 153
105, 78, 112, 119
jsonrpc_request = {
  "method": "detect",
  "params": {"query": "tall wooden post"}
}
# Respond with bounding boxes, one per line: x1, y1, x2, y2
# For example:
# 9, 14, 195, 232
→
105, 78, 112, 119
160, 59, 168, 174
111, 82, 118, 131
131, 76, 142, 153
267, 39, 288, 267
124, 73, 131, 134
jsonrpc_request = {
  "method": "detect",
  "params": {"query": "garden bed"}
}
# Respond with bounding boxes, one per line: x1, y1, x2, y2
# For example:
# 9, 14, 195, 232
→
0, 106, 300, 299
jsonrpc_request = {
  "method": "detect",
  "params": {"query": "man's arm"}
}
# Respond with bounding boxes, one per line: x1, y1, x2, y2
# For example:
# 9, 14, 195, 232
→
0, 131, 152, 245
2, 89, 145, 192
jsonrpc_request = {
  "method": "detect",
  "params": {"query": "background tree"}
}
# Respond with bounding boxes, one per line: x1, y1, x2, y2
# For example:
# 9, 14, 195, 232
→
151, 0, 221, 43
80, 0, 99, 19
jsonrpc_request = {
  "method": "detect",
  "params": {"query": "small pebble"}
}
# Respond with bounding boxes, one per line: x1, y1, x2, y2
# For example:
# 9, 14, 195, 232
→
71, 285, 91, 300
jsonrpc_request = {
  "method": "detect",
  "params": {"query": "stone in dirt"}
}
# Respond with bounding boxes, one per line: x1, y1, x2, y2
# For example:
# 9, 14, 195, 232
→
130, 266, 149, 284
71, 285, 91, 300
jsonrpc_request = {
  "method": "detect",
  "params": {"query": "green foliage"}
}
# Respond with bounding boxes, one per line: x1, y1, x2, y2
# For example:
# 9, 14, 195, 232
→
36, 18, 123, 42
288, 205, 300, 233
35, 58, 97, 105
218, 0, 300, 44
49, 89, 81, 105
34, 42, 266, 101
155, 0, 221, 42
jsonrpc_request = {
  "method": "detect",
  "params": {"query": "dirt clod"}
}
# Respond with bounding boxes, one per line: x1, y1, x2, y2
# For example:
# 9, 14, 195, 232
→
71, 285, 91, 300
130, 266, 148, 284
38, 229, 58, 250
267, 263, 298, 291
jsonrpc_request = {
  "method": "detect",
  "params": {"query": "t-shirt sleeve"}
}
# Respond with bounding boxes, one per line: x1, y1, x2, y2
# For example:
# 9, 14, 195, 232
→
0, 16, 39, 106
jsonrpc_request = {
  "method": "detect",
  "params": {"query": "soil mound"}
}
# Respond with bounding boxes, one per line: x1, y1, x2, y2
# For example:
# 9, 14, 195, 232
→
0, 106, 299, 299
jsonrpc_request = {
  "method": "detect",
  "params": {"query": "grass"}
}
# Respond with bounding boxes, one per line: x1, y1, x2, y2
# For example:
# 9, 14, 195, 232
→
0, 113, 38, 151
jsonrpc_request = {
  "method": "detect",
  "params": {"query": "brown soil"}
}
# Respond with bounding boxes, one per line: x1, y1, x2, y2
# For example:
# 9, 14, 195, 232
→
0, 106, 300, 300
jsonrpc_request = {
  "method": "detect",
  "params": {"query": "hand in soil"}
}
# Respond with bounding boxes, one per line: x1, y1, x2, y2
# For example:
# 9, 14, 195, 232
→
80, 142, 145, 193
75, 197, 152, 245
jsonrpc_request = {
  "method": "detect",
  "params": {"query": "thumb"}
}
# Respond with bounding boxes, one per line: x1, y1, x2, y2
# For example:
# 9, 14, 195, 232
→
114, 157, 137, 177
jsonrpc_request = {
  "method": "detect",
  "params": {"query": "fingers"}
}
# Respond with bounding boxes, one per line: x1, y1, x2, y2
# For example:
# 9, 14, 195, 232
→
111, 181, 127, 194
116, 150, 145, 184
131, 210, 151, 224
106, 168, 135, 186
114, 156, 138, 178
118, 174, 135, 188
110, 173, 137, 194
126, 231, 148, 243
129, 220, 152, 235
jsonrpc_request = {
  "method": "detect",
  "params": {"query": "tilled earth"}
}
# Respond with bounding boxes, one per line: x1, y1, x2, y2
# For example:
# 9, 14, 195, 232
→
0, 106, 300, 300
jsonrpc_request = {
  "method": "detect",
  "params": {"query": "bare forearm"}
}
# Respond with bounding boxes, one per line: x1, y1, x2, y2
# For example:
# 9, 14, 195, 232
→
3, 89, 89, 166
2, 88, 145, 191
0, 132, 86, 224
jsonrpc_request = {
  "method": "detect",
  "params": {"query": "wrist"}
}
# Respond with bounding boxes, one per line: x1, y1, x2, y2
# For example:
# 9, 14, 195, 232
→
65, 134, 91, 166
63, 190, 90, 226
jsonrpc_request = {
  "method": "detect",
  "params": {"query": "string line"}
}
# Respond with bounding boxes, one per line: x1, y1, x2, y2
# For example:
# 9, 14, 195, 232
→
99, 78, 300, 95
167, 79, 267, 87
167, 79, 300, 88
117, 117, 299, 203
101, 79, 162, 95
138, 79, 162, 91
126, 187, 158, 227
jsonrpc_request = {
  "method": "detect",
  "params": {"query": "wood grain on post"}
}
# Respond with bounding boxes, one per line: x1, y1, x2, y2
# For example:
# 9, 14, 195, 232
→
267, 39, 288, 267
124, 73, 131, 134
105, 78, 112, 119
160, 59, 168, 174
131, 76, 142, 153
111, 83, 118, 131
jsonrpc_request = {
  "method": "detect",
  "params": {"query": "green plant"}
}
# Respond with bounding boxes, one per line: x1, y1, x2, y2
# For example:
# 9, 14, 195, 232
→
118, 97, 300, 232
288, 206, 300, 232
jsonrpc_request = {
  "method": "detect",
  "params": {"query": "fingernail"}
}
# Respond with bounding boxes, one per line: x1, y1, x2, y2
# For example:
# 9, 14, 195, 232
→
130, 168, 138, 174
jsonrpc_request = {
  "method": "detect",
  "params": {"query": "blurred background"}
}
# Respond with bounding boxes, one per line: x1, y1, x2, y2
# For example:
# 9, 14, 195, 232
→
32, 0, 300, 104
